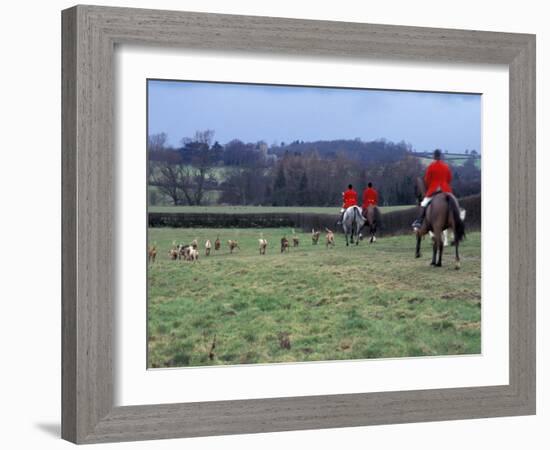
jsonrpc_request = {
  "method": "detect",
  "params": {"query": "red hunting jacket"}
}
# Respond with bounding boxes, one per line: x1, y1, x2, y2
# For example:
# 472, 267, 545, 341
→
425, 160, 453, 197
362, 187, 378, 208
342, 189, 358, 208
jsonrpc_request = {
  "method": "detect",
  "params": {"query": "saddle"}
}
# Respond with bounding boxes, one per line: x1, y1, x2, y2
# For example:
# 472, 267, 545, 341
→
361, 204, 375, 216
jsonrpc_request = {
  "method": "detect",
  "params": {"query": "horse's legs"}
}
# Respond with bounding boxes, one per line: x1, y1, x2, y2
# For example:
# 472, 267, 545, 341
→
345, 230, 349, 246
454, 237, 461, 270
436, 237, 443, 267
443, 229, 449, 247
415, 233, 422, 258
431, 233, 438, 266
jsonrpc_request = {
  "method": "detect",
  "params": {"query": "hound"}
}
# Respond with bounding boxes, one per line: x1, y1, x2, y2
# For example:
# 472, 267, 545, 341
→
291, 229, 299, 247
148, 245, 157, 263
228, 240, 240, 254
311, 229, 321, 245
214, 236, 221, 251
187, 247, 199, 262
325, 228, 335, 248
280, 236, 289, 253
191, 239, 198, 250
177, 244, 190, 260
205, 239, 212, 256
259, 238, 268, 255
168, 248, 179, 260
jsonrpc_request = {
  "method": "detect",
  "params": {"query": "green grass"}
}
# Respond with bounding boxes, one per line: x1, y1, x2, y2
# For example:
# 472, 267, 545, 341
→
148, 204, 413, 214
147, 228, 481, 368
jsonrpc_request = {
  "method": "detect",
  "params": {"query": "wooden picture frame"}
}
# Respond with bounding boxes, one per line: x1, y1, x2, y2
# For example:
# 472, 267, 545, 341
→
62, 5, 536, 444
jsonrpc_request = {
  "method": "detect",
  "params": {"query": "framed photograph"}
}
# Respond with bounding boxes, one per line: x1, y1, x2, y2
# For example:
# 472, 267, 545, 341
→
62, 5, 536, 444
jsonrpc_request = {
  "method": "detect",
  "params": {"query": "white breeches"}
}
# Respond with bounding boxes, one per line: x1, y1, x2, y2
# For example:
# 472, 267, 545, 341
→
420, 196, 432, 207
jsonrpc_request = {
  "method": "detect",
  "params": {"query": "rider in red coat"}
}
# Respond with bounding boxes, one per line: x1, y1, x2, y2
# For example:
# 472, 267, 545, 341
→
412, 149, 453, 229
338, 184, 358, 224
424, 157, 453, 197
342, 184, 358, 209
362, 182, 378, 209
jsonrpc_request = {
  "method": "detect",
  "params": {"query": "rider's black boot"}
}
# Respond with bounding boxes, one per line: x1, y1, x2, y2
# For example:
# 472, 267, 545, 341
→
412, 207, 426, 230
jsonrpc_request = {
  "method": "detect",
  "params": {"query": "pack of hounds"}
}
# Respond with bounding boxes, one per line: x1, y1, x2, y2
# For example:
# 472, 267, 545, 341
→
147, 228, 336, 263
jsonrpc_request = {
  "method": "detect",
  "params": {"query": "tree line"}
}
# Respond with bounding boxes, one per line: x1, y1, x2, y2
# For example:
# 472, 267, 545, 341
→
148, 131, 481, 207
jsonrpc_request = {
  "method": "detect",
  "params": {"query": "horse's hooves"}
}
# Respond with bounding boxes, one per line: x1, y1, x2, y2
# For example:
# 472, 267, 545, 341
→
415, 253, 421, 258
436, 263, 442, 267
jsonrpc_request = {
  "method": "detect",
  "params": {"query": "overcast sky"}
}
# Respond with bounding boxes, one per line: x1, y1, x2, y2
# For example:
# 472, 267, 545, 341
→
147, 79, 481, 153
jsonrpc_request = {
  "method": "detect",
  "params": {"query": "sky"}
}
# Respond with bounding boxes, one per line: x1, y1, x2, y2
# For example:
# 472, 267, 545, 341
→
147, 79, 481, 153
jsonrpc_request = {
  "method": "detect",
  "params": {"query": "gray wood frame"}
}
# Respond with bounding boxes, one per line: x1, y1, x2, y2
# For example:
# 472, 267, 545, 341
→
62, 5, 536, 444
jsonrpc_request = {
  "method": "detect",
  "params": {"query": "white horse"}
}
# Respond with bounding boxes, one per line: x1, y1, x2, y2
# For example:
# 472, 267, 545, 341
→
342, 206, 366, 246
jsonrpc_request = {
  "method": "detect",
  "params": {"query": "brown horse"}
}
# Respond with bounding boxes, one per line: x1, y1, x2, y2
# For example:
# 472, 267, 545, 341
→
362, 205, 381, 243
415, 178, 465, 268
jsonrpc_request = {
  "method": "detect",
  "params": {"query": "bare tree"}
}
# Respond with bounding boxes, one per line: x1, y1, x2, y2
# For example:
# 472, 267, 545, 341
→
147, 132, 168, 152
193, 129, 215, 147
149, 162, 194, 205
179, 129, 218, 205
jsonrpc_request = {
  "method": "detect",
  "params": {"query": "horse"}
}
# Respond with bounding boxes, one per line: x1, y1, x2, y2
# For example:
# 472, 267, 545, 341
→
341, 205, 366, 246
415, 177, 465, 269
362, 205, 381, 243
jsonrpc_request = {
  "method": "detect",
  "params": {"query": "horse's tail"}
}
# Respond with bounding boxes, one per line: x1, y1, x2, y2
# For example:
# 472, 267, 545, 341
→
447, 195, 465, 242
374, 206, 382, 227
355, 205, 362, 225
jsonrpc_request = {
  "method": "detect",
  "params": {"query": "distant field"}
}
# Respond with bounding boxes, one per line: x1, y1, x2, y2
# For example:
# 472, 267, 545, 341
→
148, 204, 413, 214
417, 156, 481, 169
147, 227, 481, 368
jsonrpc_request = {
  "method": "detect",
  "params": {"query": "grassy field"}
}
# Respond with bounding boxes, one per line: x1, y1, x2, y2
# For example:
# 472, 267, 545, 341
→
147, 228, 481, 368
418, 156, 481, 169
148, 204, 413, 214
